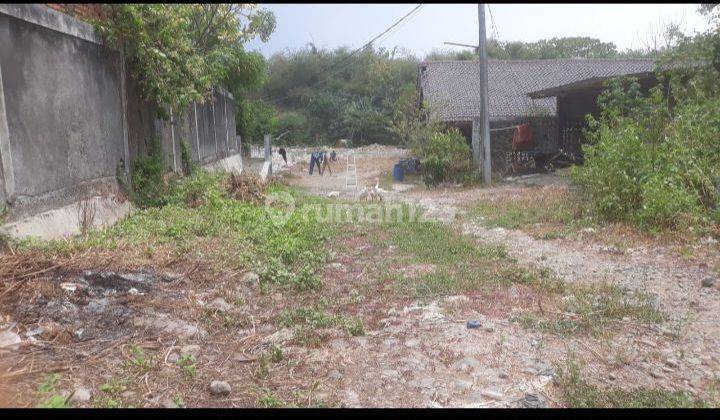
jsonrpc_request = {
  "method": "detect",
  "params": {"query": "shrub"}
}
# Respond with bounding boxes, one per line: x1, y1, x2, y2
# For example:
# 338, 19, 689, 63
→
131, 137, 168, 208
572, 78, 720, 232
421, 128, 474, 187
179, 140, 197, 176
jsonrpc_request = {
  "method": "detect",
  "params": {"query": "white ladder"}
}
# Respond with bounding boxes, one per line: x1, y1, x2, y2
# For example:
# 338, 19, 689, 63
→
345, 152, 358, 190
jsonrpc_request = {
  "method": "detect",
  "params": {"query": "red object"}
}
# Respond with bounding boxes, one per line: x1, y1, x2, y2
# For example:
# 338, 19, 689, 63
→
512, 124, 535, 151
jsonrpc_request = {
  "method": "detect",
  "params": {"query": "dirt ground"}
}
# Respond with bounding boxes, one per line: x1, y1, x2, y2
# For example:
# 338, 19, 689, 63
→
1, 145, 719, 408
278, 149, 720, 407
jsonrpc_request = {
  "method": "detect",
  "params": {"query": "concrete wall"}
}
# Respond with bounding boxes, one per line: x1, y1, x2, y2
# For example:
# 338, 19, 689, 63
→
0, 6, 124, 218
0, 4, 242, 236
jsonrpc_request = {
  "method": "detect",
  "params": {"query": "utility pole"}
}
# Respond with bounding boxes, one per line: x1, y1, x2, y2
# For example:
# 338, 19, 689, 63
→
477, 4, 492, 185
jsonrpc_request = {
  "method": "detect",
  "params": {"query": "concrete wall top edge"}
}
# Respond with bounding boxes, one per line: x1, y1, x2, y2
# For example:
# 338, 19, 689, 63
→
0, 3, 104, 46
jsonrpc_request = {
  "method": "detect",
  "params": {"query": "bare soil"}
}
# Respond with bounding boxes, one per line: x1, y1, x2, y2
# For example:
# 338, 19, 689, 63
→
1, 147, 719, 408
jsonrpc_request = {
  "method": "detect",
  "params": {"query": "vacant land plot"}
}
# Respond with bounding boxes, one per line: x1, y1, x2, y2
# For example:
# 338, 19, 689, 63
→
1, 151, 719, 408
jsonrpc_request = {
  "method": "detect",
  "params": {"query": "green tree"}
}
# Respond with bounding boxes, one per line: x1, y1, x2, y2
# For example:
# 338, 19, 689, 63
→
95, 4, 275, 113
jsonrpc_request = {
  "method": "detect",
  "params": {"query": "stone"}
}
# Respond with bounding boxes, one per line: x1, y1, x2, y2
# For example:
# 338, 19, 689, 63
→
161, 397, 178, 408
418, 377, 435, 388
242, 272, 260, 285
404, 338, 420, 348
535, 362, 555, 377
133, 314, 207, 340
701, 277, 716, 288
480, 390, 504, 401
181, 345, 201, 358
25, 327, 44, 338
261, 328, 293, 344
161, 272, 183, 282
498, 371, 509, 379
74, 328, 88, 341
207, 298, 232, 312
650, 370, 665, 379
381, 369, 400, 379
327, 371, 343, 381
209, 380, 231, 396
69, 387, 91, 404
454, 377, 474, 391
466, 320, 481, 329
167, 352, 180, 364
344, 390, 360, 407
518, 393, 545, 408
665, 358, 680, 368
0, 330, 21, 351
453, 357, 480, 371
608, 373, 617, 381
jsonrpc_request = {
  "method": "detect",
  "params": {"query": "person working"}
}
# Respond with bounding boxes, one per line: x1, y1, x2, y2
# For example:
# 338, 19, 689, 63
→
278, 147, 287, 165
309, 151, 321, 175
320, 149, 332, 175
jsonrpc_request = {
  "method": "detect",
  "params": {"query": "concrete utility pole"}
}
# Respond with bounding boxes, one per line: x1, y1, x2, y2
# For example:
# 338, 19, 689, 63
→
477, 4, 492, 185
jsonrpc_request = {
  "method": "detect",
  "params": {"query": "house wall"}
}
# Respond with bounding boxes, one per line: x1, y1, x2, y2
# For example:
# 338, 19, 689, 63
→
447, 116, 558, 174
0, 4, 242, 235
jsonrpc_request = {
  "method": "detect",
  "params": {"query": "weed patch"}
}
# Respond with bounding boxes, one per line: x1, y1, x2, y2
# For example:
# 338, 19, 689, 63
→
469, 187, 593, 238
36, 374, 69, 408
516, 282, 665, 336
557, 359, 708, 407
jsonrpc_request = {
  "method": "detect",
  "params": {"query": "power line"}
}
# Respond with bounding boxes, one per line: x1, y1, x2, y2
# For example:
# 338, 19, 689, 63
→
258, 4, 424, 106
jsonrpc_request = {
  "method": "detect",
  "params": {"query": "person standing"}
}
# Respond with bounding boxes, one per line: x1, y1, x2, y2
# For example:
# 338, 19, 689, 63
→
320, 150, 332, 175
278, 147, 288, 165
309, 151, 320, 175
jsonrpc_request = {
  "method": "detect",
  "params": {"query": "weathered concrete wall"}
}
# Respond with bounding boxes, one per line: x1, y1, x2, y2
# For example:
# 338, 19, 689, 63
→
0, 4, 243, 238
0, 7, 125, 219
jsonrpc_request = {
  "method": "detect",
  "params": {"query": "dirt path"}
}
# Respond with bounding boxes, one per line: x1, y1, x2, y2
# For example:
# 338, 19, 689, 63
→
286, 151, 720, 407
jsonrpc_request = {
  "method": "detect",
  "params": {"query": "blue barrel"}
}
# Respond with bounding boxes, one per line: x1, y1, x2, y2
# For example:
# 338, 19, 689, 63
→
392, 163, 404, 182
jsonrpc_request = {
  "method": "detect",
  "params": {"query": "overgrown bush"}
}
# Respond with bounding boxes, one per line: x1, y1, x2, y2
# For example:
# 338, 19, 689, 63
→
179, 140, 197, 177
421, 129, 475, 187
131, 138, 168, 209
572, 78, 720, 231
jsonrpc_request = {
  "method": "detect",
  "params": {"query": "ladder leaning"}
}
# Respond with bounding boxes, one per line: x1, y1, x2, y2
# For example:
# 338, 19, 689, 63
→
345, 152, 358, 191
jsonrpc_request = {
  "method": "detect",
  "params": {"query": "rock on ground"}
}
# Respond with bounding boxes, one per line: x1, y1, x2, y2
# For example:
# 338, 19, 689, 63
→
209, 380, 231, 396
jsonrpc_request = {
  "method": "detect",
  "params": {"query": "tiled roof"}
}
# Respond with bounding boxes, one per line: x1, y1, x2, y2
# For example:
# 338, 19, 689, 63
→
419, 58, 655, 122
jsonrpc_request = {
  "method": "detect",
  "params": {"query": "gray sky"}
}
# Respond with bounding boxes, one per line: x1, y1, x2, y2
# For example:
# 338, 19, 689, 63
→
246, 3, 712, 58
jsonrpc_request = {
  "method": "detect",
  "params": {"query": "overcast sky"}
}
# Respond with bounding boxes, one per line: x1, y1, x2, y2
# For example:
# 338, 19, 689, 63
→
246, 3, 712, 58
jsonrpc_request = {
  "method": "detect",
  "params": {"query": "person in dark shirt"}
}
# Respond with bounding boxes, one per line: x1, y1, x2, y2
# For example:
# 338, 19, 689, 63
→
278, 147, 287, 165
309, 151, 320, 175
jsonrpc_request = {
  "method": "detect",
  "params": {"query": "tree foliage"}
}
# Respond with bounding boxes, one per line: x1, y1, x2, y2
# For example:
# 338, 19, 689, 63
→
423, 36, 656, 62
95, 4, 275, 113
256, 46, 419, 146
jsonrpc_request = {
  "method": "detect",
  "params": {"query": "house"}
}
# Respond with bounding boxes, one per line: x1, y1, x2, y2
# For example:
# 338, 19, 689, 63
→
418, 58, 656, 169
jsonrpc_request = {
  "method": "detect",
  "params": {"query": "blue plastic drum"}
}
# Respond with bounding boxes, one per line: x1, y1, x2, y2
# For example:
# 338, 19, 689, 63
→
392, 163, 404, 182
